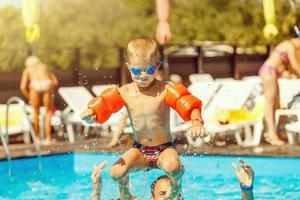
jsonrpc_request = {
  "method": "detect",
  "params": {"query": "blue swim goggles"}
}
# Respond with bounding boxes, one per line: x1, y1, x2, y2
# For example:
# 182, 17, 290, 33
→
128, 61, 166, 76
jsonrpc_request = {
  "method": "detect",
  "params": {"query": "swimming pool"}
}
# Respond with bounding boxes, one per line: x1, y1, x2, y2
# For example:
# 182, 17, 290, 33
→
0, 153, 300, 200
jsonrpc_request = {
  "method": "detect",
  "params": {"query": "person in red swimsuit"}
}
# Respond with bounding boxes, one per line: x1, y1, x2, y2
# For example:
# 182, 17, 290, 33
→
259, 31, 300, 145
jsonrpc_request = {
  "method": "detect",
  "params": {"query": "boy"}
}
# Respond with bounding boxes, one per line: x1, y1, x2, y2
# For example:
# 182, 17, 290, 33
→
81, 37, 208, 199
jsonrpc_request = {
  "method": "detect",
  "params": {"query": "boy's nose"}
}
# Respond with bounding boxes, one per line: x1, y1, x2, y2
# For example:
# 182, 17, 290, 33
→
140, 71, 148, 78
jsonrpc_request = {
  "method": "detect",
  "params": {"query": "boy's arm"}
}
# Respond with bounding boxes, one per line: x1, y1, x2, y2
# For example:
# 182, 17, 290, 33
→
82, 87, 125, 124
186, 108, 208, 139
190, 109, 204, 126
165, 83, 208, 138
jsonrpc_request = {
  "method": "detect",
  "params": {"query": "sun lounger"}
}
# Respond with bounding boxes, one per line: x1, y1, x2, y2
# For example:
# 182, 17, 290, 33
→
275, 79, 300, 128
189, 73, 214, 83
0, 104, 31, 143
58, 86, 96, 143
285, 120, 300, 144
171, 79, 263, 147
204, 80, 263, 146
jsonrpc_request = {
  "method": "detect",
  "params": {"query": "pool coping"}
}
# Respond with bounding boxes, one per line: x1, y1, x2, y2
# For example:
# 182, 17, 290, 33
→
2, 137, 300, 161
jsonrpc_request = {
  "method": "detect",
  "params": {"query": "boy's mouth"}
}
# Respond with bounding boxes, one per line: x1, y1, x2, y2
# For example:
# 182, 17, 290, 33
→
136, 77, 154, 87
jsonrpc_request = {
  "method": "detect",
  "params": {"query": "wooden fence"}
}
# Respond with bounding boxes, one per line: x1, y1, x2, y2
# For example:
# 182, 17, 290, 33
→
0, 44, 269, 108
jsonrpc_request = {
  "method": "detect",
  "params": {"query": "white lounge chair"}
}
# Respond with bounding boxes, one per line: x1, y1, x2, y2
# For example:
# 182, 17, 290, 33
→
242, 76, 263, 100
0, 104, 31, 143
275, 79, 300, 127
214, 77, 235, 83
242, 77, 300, 144
203, 80, 263, 146
285, 120, 300, 144
91, 84, 117, 95
204, 81, 256, 118
189, 73, 214, 83
58, 86, 96, 143
170, 80, 263, 147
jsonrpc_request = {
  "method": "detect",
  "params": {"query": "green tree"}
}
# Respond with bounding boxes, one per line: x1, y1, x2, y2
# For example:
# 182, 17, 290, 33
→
0, 0, 298, 71
0, 6, 27, 71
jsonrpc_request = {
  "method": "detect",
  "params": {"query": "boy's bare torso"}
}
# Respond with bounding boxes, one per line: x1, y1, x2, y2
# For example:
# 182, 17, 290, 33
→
119, 79, 173, 146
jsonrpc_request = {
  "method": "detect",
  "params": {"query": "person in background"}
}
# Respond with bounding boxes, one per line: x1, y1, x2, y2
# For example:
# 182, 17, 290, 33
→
259, 34, 300, 145
155, 0, 171, 45
91, 159, 254, 200
20, 56, 58, 144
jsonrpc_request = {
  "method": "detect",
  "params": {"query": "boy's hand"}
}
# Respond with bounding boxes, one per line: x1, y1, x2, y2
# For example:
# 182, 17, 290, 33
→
186, 124, 209, 139
81, 109, 96, 124
232, 159, 254, 187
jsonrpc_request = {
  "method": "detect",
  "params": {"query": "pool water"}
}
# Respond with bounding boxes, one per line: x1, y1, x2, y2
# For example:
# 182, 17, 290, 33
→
1, 153, 300, 199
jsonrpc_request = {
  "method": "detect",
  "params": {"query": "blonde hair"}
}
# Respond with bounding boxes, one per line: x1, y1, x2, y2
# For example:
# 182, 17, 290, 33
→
25, 56, 41, 68
127, 37, 160, 64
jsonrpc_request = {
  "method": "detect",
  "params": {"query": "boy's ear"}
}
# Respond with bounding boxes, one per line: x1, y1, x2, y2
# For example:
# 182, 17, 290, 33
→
125, 61, 130, 67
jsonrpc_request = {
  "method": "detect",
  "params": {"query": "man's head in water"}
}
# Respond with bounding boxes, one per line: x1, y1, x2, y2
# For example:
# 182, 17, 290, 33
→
151, 175, 181, 200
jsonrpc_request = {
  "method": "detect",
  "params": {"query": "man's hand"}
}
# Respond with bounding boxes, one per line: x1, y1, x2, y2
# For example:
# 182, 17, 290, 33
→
81, 109, 96, 124
186, 124, 209, 139
91, 161, 108, 184
91, 161, 108, 200
156, 21, 171, 45
232, 159, 254, 187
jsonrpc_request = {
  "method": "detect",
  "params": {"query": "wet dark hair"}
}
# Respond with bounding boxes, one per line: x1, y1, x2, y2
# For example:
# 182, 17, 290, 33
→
151, 175, 169, 197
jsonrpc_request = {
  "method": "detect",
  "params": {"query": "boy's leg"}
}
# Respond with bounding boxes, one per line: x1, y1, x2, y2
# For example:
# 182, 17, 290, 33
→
157, 148, 184, 198
110, 148, 146, 199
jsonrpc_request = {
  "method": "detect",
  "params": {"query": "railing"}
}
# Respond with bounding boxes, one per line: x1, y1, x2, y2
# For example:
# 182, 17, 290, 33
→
0, 127, 12, 176
5, 96, 42, 174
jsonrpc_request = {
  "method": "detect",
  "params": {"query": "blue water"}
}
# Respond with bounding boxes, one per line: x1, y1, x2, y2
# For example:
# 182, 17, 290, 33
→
0, 153, 300, 199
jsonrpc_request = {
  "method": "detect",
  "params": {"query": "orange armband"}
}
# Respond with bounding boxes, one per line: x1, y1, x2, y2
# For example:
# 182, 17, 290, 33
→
165, 83, 202, 122
88, 87, 125, 124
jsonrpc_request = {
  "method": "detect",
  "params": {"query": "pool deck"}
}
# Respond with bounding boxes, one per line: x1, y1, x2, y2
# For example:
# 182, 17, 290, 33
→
1, 135, 300, 160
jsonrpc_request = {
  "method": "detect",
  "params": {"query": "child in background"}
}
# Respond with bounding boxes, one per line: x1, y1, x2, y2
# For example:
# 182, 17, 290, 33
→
81, 37, 208, 199
20, 56, 58, 143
